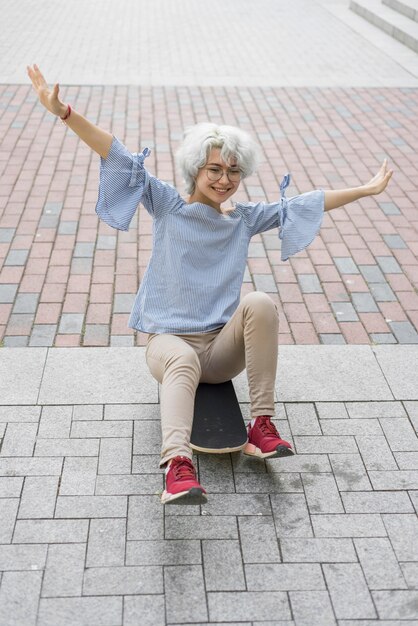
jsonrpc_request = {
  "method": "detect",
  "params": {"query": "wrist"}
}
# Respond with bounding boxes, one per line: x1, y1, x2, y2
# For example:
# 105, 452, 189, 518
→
59, 103, 71, 120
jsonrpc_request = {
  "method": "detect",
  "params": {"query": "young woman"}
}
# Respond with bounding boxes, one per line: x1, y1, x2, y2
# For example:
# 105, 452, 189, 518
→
28, 64, 393, 505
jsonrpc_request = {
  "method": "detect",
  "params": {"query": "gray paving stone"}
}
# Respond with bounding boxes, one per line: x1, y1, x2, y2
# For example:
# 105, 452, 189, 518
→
346, 401, 406, 419
55, 495, 127, 518
0, 498, 19, 542
201, 493, 270, 516
404, 400, 418, 435
1, 422, 38, 456
38, 406, 72, 438
105, 403, 156, 420
13, 519, 89, 544
124, 595, 165, 626
372, 590, 418, 620
331, 302, 359, 322
110, 334, 135, 346
383, 234, 407, 249
370, 282, 397, 302
380, 417, 418, 451
0, 348, 47, 404
401, 563, 418, 588
86, 518, 126, 567
289, 590, 336, 626
35, 438, 99, 457
29, 324, 57, 346
132, 455, 165, 474
376, 255, 403, 273
271, 493, 313, 537
59, 457, 98, 496
266, 454, 332, 473
238, 516, 281, 563
2, 335, 29, 347
321, 418, 382, 436
379, 201, 401, 215
319, 333, 346, 344
0, 544, 47, 571
0, 228, 15, 242
301, 473, 344, 514
286, 403, 321, 435
4, 249, 29, 265
277, 346, 392, 402
98, 437, 132, 474
253, 273, 277, 292
71, 258, 93, 274
311, 514, 387, 537
96, 474, 162, 496
394, 451, 418, 469
295, 435, 357, 454
342, 490, 413, 513
374, 346, 418, 399
203, 540, 245, 591
0, 476, 23, 497
71, 420, 132, 438
83, 325, 109, 344
208, 591, 291, 622
354, 538, 407, 590
37, 597, 122, 626
58, 313, 84, 334
126, 539, 201, 566
351, 292, 379, 313
0, 570, 42, 626
38, 347, 157, 404
234, 472, 302, 493
370, 332, 397, 344
113, 293, 136, 313
74, 242, 95, 257
58, 220, 77, 235
280, 537, 357, 563
83, 565, 163, 595
297, 274, 323, 293
316, 402, 349, 419
165, 565, 208, 623
133, 420, 161, 455
12, 293, 39, 314
73, 405, 103, 421
96, 235, 116, 250
165, 516, 238, 540
43, 201, 63, 215
355, 436, 398, 470
381, 514, 418, 561
246, 563, 325, 590
42, 543, 86, 597
369, 470, 418, 490
323, 563, 376, 619
334, 257, 360, 275
18, 476, 59, 518
128, 496, 164, 540
359, 265, 386, 283
0, 457, 63, 477
389, 321, 418, 344
0, 405, 41, 423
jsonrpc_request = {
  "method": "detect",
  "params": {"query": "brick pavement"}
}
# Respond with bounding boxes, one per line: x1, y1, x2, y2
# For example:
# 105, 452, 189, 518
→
1, 346, 418, 625
1, 84, 418, 347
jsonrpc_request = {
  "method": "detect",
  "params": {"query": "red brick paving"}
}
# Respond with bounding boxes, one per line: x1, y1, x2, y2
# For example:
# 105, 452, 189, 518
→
0, 84, 417, 346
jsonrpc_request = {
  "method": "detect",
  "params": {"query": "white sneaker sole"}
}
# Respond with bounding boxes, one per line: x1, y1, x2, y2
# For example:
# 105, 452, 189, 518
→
161, 487, 207, 505
243, 442, 294, 459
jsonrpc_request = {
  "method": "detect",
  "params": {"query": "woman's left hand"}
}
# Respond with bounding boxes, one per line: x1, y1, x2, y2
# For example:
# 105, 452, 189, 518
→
364, 159, 393, 196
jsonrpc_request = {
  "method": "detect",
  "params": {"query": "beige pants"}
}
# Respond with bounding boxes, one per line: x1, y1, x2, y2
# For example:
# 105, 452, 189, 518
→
145, 291, 279, 466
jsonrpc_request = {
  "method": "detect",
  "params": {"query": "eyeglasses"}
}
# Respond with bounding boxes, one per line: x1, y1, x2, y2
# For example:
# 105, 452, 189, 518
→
205, 166, 242, 183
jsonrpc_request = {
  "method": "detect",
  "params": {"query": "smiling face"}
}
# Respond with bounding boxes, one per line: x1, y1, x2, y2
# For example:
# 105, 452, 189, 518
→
188, 148, 241, 212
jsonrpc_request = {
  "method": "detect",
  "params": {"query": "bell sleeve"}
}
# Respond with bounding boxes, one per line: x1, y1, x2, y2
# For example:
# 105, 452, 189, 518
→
95, 136, 151, 231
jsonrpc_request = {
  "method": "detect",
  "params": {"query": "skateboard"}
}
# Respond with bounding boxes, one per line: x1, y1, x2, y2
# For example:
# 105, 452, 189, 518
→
190, 380, 248, 453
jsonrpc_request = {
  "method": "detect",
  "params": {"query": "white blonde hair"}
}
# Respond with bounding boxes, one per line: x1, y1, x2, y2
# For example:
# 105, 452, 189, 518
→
175, 122, 261, 194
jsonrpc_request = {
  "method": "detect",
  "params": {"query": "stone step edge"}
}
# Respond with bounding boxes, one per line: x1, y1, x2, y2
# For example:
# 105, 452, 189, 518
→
383, 0, 418, 23
350, 0, 418, 52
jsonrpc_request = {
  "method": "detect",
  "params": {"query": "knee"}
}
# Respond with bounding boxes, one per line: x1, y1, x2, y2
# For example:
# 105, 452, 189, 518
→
242, 291, 278, 320
166, 345, 202, 379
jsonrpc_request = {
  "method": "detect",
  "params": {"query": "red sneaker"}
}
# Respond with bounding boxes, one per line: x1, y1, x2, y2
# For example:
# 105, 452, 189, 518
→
244, 416, 294, 459
161, 456, 207, 505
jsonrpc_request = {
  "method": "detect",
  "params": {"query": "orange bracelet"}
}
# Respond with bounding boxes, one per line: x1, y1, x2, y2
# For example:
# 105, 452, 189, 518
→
60, 104, 72, 121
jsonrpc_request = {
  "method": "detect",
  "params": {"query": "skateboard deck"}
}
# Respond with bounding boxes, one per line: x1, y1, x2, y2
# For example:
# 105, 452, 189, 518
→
190, 380, 248, 453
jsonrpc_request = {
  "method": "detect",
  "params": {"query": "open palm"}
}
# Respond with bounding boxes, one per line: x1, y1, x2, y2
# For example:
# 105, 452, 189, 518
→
27, 64, 65, 117
365, 159, 393, 195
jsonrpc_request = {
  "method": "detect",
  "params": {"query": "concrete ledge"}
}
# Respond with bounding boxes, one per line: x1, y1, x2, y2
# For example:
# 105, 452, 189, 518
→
383, 0, 418, 23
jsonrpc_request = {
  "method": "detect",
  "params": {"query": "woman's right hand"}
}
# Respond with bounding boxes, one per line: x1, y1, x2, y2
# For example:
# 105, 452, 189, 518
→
27, 64, 67, 118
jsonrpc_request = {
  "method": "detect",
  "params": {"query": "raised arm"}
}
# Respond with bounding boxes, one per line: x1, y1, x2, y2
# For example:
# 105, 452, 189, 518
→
324, 159, 393, 211
27, 64, 113, 159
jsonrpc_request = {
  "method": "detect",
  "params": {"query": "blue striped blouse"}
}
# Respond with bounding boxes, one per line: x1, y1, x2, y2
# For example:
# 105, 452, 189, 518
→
96, 137, 324, 334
